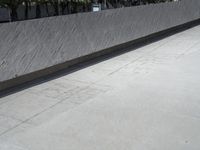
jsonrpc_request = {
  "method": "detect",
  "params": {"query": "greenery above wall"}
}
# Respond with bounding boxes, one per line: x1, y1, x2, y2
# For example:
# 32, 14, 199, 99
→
0, 0, 179, 22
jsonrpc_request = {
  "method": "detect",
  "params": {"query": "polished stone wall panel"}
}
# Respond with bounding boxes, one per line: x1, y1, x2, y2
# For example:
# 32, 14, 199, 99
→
0, 0, 200, 86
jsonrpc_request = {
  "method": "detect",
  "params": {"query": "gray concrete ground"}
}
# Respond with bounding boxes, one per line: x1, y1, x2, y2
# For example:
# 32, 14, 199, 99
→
0, 25, 200, 150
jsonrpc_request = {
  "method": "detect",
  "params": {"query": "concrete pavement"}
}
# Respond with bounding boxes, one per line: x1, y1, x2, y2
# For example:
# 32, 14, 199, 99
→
0, 25, 200, 150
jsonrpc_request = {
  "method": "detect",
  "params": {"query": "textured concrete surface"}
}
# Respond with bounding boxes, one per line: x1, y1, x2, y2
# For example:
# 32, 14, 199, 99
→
1, 0, 200, 89
0, 24, 200, 150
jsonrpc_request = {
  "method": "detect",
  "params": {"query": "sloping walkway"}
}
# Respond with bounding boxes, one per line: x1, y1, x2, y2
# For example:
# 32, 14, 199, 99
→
0, 25, 200, 150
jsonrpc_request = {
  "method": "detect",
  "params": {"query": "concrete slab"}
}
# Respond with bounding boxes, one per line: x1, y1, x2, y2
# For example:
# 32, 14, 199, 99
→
0, 115, 21, 135
0, 25, 200, 150
0, 93, 59, 121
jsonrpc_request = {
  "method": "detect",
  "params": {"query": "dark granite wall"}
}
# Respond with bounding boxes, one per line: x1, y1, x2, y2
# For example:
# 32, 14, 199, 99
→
0, 8, 10, 22
0, 0, 200, 90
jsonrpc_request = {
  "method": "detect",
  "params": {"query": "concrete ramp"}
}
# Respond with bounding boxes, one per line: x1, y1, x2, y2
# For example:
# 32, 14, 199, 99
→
0, 24, 200, 150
